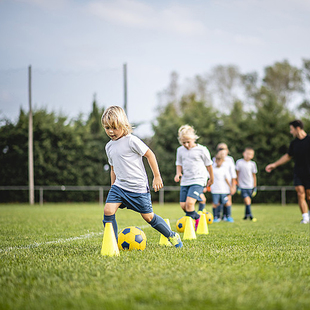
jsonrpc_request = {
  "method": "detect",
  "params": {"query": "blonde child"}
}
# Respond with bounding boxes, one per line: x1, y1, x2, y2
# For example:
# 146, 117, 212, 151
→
102, 106, 182, 248
236, 147, 258, 221
174, 125, 214, 229
211, 153, 234, 222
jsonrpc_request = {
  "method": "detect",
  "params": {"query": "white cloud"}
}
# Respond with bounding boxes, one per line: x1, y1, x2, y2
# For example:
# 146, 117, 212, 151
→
87, 0, 207, 36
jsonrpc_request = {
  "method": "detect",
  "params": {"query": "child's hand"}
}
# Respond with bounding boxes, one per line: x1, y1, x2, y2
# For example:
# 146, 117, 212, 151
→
174, 174, 182, 183
251, 187, 257, 197
153, 176, 163, 192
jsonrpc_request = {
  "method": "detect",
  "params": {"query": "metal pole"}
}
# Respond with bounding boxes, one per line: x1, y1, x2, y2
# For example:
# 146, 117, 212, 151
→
281, 187, 286, 206
40, 187, 43, 206
28, 65, 34, 205
99, 187, 104, 206
123, 63, 127, 116
159, 189, 164, 205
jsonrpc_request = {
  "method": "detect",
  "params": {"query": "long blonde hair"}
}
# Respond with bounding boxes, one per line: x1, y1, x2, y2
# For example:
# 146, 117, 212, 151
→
177, 124, 199, 144
101, 106, 133, 135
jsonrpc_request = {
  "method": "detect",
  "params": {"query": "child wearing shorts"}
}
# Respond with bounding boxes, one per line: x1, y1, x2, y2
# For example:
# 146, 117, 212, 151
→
211, 153, 234, 222
236, 147, 258, 221
174, 125, 214, 229
102, 106, 182, 248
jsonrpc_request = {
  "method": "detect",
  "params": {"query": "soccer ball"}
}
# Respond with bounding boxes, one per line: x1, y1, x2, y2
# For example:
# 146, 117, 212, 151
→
118, 226, 147, 251
176, 216, 195, 233
205, 211, 214, 224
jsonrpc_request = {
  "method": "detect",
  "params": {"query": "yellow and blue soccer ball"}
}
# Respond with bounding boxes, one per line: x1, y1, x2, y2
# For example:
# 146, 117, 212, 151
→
205, 211, 214, 224
176, 216, 195, 233
118, 226, 147, 251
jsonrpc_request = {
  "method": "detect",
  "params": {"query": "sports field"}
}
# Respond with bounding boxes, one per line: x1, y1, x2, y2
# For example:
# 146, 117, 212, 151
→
0, 203, 309, 310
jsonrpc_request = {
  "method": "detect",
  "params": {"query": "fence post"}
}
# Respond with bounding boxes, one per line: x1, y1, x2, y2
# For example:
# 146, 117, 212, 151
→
159, 189, 164, 205
99, 187, 104, 206
40, 187, 43, 206
281, 187, 286, 206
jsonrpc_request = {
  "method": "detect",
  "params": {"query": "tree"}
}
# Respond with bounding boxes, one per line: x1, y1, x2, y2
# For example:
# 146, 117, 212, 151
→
263, 60, 303, 107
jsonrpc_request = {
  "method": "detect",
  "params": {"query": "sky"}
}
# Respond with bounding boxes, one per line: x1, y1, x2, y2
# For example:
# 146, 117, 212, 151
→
0, 0, 310, 137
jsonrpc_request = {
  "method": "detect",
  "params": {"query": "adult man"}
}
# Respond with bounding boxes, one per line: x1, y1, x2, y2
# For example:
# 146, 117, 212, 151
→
265, 120, 310, 224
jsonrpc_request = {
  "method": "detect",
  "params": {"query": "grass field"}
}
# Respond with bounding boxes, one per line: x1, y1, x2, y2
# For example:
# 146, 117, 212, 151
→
1, 203, 310, 310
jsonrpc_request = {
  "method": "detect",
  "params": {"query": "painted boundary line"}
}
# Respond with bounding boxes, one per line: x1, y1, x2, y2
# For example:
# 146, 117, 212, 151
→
0, 221, 176, 253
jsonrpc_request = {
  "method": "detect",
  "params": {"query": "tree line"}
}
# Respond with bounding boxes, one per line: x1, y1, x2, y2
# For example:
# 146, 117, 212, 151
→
1, 59, 309, 203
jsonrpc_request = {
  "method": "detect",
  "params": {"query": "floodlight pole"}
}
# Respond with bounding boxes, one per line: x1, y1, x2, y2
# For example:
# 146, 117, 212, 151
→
28, 65, 34, 205
123, 63, 127, 116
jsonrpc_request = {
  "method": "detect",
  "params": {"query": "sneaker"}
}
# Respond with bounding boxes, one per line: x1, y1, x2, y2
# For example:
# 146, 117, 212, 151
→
300, 219, 309, 224
226, 216, 234, 223
213, 218, 221, 223
243, 216, 248, 220
169, 233, 183, 248
250, 217, 257, 222
222, 216, 227, 222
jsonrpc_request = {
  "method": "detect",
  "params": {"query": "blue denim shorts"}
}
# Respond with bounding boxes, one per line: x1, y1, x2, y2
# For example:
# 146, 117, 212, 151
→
241, 188, 253, 198
180, 185, 204, 202
212, 193, 228, 205
106, 185, 153, 214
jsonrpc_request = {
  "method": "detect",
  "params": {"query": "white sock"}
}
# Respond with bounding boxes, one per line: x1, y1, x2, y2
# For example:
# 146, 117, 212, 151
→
302, 213, 309, 221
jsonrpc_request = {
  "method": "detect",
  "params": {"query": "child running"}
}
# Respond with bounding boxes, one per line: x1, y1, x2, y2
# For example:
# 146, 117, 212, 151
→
236, 147, 258, 221
174, 125, 214, 229
102, 106, 182, 248
211, 153, 234, 222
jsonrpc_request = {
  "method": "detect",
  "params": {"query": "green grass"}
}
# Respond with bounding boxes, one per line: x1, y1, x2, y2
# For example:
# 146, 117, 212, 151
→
0, 203, 310, 310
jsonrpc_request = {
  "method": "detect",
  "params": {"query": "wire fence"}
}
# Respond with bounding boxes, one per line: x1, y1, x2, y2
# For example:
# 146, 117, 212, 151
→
0, 185, 296, 206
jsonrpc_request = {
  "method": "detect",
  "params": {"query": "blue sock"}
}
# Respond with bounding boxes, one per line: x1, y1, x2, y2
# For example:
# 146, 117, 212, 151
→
213, 207, 217, 218
217, 205, 222, 219
103, 214, 118, 239
225, 206, 231, 217
149, 214, 173, 238
245, 204, 251, 216
185, 210, 200, 220
198, 203, 206, 212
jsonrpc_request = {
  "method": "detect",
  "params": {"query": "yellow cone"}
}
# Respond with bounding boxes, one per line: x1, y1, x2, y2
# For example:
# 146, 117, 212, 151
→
101, 222, 120, 256
183, 216, 196, 240
196, 214, 209, 235
159, 219, 172, 246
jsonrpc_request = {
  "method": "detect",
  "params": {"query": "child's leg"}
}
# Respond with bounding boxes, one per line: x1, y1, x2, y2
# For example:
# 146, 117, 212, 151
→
212, 203, 217, 218
244, 196, 252, 218
141, 212, 173, 238
198, 193, 206, 212
103, 203, 120, 238
185, 196, 200, 219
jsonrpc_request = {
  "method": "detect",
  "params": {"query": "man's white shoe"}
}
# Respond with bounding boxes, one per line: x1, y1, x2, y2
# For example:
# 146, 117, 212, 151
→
300, 219, 309, 224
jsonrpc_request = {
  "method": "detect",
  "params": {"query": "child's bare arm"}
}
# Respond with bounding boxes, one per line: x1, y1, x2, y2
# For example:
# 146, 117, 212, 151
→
253, 173, 257, 187
174, 165, 182, 182
206, 165, 214, 187
144, 149, 163, 192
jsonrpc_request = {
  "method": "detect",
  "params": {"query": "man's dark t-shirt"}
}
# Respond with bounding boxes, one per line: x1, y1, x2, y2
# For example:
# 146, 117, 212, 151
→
287, 135, 310, 177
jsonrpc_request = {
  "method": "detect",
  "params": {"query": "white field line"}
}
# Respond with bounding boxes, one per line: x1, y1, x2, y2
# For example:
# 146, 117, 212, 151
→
0, 222, 163, 253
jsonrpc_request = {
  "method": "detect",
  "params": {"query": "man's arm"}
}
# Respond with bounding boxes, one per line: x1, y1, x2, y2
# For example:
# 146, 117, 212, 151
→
265, 153, 292, 173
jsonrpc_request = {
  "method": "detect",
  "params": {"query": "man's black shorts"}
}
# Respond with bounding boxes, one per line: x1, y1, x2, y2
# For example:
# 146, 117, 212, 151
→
293, 174, 310, 189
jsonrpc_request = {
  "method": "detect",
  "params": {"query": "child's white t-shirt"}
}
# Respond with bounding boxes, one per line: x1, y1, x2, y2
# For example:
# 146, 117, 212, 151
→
105, 134, 149, 193
235, 158, 258, 189
212, 155, 236, 194
175, 144, 212, 186
211, 163, 230, 194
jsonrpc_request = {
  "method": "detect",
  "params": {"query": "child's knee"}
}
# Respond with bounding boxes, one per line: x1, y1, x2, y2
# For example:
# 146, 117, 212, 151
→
141, 212, 154, 223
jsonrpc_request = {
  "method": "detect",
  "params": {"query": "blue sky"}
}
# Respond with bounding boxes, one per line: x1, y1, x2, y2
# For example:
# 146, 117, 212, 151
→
1, 0, 309, 136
